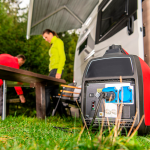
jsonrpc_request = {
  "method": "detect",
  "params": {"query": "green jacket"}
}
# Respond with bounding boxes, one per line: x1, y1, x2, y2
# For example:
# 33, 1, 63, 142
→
49, 36, 66, 74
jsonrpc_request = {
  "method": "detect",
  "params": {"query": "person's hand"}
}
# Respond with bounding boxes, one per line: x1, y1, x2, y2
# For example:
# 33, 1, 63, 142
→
19, 95, 26, 103
55, 73, 61, 79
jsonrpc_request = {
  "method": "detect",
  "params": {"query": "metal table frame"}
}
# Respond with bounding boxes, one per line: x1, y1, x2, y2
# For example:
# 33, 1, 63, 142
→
2, 80, 30, 120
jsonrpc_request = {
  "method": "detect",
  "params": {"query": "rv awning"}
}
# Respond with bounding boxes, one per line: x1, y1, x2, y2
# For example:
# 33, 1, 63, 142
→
26, 0, 99, 39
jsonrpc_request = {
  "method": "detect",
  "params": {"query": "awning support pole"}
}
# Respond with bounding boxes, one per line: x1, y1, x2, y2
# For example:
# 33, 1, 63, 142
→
26, 0, 34, 39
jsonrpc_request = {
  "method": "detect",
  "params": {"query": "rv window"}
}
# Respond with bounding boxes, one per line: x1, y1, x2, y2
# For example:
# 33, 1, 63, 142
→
96, 0, 137, 44
78, 38, 88, 55
100, 0, 127, 39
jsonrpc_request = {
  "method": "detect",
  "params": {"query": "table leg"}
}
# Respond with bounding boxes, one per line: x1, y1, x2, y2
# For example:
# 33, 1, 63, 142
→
6, 103, 9, 116
35, 82, 46, 119
2, 80, 7, 120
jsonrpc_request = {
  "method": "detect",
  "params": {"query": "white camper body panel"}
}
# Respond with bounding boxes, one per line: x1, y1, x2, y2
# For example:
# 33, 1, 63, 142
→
74, 0, 144, 87
74, 3, 99, 86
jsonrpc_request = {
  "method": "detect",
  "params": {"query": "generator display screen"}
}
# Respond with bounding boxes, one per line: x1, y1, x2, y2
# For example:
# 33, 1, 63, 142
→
86, 57, 133, 78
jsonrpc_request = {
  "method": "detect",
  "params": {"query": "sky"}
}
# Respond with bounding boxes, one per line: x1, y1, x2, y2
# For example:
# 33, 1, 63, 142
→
19, 0, 30, 9
18, 0, 30, 15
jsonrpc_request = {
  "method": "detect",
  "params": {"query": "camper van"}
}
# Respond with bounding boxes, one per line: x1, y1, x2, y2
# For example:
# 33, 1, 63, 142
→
74, 0, 147, 87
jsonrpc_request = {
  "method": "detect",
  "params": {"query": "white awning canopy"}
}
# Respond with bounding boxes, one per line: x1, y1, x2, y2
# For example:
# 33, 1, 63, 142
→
26, 0, 99, 39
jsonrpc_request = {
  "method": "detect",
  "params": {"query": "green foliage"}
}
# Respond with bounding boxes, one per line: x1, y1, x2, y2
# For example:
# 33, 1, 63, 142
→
22, 35, 49, 74
0, 1, 78, 110
0, 1, 50, 109
0, 0, 78, 81
0, 0, 50, 75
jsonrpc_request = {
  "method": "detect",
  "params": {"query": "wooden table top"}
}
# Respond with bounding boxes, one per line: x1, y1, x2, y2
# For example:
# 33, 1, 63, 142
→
0, 65, 66, 86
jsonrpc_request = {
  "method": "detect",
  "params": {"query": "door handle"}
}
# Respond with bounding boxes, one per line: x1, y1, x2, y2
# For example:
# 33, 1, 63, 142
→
127, 15, 134, 35
84, 48, 90, 54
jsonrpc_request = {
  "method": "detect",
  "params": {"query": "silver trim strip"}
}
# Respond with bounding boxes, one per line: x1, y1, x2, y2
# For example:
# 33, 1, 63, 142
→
102, 0, 113, 12
84, 50, 95, 62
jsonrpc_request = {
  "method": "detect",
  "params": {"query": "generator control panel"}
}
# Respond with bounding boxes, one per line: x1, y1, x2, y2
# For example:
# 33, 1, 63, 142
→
85, 82, 135, 119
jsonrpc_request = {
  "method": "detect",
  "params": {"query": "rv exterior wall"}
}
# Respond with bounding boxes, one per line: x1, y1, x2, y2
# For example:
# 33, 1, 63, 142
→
74, 12, 97, 87
95, 20, 143, 58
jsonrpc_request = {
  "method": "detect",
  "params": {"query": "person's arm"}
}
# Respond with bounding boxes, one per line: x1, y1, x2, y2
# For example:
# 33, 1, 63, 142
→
14, 87, 23, 95
56, 40, 66, 78
0, 79, 3, 86
14, 87, 25, 103
11, 61, 25, 103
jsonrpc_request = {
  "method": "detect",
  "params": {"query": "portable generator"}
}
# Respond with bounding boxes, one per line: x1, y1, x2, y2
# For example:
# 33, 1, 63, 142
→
81, 45, 150, 134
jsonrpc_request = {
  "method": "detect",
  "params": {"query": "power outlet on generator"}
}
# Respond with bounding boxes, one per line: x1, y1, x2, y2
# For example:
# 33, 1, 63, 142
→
119, 86, 133, 103
91, 101, 95, 111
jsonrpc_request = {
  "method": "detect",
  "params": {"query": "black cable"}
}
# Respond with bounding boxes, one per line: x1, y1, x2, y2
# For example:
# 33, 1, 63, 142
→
53, 93, 105, 132
90, 92, 105, 128
53, 126, 72, 133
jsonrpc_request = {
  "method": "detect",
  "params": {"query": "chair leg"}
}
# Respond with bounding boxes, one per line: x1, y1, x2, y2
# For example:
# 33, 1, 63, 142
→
69, 107, 72, 116
52, 97, 61, 116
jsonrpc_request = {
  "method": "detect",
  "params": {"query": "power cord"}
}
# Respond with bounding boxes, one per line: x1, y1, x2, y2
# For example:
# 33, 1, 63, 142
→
90, 92, 105, 128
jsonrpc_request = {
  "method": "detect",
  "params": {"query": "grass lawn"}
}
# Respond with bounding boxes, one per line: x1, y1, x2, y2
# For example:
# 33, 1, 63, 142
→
0, 115, 150, 150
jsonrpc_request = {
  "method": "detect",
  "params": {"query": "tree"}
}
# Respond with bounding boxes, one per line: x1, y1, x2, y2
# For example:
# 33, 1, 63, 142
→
0, 0, 78, 115
0, 0, 79, 81
0, 0, 50, 75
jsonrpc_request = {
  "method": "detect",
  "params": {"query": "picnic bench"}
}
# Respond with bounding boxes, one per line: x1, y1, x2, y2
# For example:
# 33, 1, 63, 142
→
0, 65, 66, 120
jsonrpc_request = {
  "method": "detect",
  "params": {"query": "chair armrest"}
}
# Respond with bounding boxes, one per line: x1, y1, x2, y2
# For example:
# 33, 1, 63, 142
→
60, 84, 81, 89
60, 90, 80, 94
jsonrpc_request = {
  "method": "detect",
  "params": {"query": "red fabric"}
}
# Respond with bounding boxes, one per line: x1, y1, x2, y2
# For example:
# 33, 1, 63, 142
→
0, 54, 23, 95
120, 48, 150, 125
139, 57, 150, 126
122, 48, 129, 55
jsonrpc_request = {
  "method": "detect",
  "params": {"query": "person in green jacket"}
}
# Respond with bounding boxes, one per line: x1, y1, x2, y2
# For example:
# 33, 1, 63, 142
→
43, 29, 67, 117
